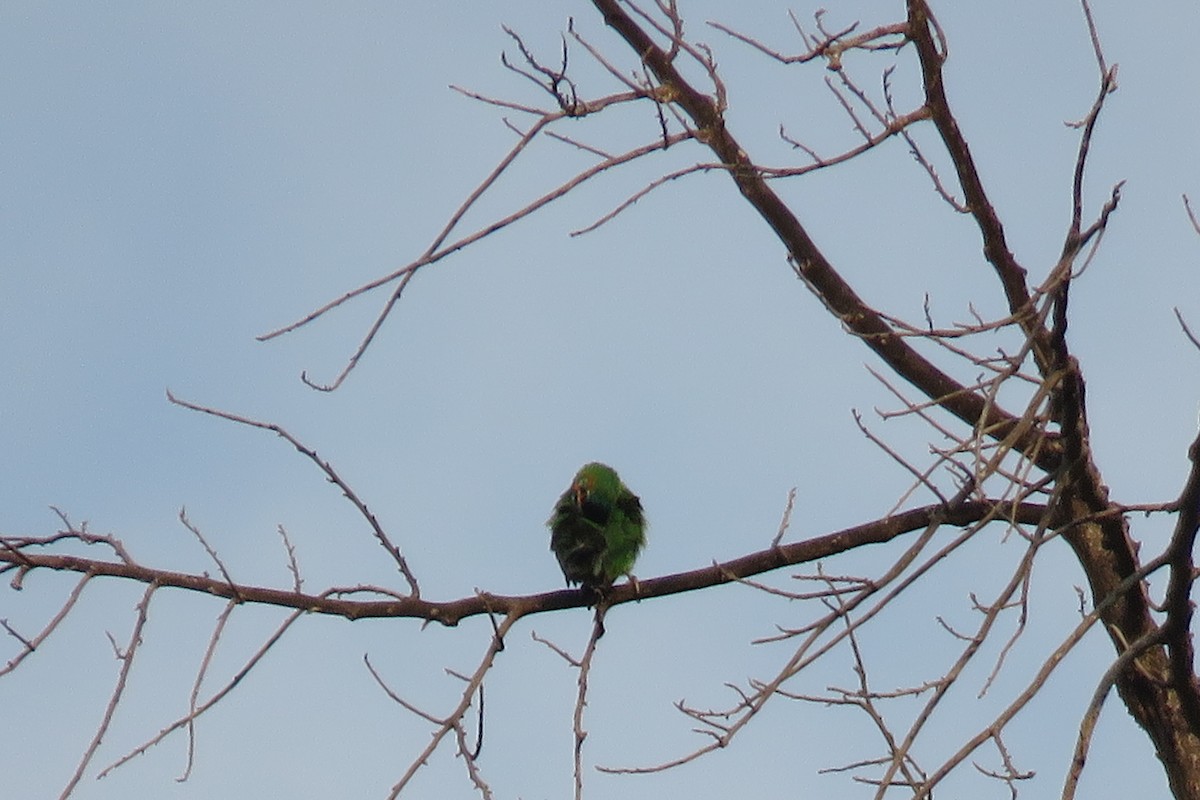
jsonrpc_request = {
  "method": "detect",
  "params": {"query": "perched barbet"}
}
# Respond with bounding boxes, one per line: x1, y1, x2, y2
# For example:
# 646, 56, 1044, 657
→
547, 462, 646, 592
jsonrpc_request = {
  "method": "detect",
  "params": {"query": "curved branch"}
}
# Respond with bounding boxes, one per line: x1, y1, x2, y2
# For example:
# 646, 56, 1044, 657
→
1, 500, 1047, 628
168, 390, 421, 595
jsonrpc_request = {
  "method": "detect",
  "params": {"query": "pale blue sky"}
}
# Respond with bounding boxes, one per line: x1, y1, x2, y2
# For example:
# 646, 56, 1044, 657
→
4, 1, 1199, 797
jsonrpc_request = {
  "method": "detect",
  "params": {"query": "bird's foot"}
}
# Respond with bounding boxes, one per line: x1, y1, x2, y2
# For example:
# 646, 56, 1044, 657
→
581, 584, 605, 608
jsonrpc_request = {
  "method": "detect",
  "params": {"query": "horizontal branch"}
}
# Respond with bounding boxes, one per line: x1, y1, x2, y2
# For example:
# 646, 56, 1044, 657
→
1, 500, 1046, 627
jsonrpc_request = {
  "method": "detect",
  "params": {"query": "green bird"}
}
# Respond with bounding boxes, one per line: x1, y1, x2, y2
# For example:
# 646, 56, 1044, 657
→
548, 462, 646, 592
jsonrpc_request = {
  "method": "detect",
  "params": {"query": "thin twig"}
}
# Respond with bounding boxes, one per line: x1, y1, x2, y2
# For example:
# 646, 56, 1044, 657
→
62, 585, 157, 798
387, 612, 523, 799
770, 488, 798, 548
573, 605, 608, 800
178, 508, 240, 599
98, 609, 306, 778
178, 600, 238, 782
0, 574, 90, 677
167, 392, 421, 596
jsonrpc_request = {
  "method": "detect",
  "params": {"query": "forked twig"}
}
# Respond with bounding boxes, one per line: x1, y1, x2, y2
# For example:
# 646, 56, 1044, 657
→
0, 574, 90, 677
62, 585, 157, 797
385, 611, 522, 799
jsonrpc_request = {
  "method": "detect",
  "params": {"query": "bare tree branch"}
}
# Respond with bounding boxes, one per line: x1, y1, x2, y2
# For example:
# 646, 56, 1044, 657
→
168, 391, 421, 596
62, 585, 157, 797
1, 500, 1048, 627
593, 0, 1057, 467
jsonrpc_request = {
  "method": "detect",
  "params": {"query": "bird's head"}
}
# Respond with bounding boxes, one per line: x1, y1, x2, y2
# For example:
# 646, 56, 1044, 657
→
572, 480, 589, 508
571, 462, 619, 506
568, 463, 624, 526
